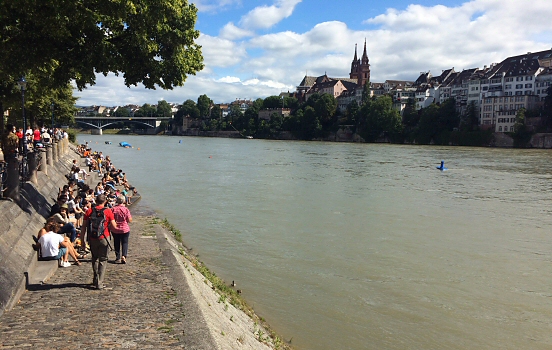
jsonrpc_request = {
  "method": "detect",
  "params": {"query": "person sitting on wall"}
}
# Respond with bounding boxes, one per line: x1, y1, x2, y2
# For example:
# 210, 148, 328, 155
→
37, 221, 81, 267
50, 196, 78, 243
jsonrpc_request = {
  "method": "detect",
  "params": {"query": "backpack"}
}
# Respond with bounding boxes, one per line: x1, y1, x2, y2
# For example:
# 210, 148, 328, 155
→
89, 207, 107, 239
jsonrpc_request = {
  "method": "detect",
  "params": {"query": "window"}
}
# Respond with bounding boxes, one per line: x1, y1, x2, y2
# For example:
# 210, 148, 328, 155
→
482, 86, 488, 91
505, 84, 511, 89
515, 91, 523, 95
499, 126, 502, 131
516, 84, 523, 89
505, 77, 513, 82
525, 84, 532, 88
510, 126, 514, 132
526, 76, 533, 81
516, 77, 522, 81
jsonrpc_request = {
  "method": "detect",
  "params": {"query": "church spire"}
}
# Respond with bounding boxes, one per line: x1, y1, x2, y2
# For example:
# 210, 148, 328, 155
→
362, 38, 368, 63
353, 43, 358, 61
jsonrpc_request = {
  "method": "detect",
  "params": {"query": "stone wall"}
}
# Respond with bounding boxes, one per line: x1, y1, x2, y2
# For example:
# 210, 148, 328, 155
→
529, 133, 552, 148
0, 140, 75, 316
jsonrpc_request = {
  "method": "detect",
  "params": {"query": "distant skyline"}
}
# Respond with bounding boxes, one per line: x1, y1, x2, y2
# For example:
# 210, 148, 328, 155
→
74, 0, 552, 106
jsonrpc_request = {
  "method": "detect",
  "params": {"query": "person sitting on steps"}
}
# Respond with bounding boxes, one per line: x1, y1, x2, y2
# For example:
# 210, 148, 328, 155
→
36, 221, 82, 267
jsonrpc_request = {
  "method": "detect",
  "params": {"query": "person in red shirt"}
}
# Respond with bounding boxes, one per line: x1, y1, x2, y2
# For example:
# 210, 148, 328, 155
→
16, 127, 23, 153
82, 194, 117, 290
32, 126, 41, 147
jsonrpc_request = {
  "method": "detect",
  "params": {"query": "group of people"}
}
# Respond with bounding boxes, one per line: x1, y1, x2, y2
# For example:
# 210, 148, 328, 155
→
34, 144, 136, 290
1, 124, 69, 156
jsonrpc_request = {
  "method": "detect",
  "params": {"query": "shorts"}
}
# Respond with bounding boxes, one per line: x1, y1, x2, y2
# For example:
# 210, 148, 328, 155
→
55, 247, 67, 259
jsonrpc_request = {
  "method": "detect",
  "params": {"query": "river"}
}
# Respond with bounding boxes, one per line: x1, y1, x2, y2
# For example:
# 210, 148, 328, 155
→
78, 134, 552, 350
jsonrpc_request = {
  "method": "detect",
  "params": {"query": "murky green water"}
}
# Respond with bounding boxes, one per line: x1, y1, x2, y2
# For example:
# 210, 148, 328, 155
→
79, 134, 552, 350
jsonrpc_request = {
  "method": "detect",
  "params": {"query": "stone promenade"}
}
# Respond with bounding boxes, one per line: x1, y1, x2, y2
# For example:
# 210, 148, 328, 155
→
0, 214, 217, 349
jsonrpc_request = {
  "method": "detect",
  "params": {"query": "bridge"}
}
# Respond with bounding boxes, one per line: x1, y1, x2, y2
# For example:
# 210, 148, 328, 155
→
74, 116, 172, 134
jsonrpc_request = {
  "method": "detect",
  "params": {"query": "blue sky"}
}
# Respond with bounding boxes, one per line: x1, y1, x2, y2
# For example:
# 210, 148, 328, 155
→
75, 0, 552, 106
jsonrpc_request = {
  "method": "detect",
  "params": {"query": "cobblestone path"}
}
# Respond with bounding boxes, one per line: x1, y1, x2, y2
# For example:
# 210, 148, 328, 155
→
0, 215, 214, 349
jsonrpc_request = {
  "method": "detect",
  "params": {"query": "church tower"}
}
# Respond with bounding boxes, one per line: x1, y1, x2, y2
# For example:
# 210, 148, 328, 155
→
349, 39, 371, 87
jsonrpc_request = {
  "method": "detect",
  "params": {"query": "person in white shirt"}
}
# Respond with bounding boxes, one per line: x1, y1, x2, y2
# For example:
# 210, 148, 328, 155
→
37, 220, 83, 266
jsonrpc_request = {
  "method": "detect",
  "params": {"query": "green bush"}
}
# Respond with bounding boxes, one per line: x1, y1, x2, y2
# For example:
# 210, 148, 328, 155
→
66, 129, 77, 143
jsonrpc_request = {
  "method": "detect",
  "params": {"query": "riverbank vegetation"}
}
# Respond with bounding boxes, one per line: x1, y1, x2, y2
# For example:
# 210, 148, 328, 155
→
172, 85, 552, 147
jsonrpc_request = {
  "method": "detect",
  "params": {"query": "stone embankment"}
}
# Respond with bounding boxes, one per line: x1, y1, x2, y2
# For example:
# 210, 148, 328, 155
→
0, 143, 289, 349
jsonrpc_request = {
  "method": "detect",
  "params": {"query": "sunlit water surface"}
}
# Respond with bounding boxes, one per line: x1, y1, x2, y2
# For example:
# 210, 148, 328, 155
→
79, 134, 552, 350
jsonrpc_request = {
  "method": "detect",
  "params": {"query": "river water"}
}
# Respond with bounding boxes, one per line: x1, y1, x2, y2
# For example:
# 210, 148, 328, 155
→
78, 134, 552, 350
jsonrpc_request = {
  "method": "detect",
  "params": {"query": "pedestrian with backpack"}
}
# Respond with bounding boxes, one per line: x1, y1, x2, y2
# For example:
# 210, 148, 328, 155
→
81, 194, 117, 290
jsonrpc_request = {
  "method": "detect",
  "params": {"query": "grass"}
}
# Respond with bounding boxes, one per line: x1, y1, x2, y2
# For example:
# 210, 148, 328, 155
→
150, 216, 292, 350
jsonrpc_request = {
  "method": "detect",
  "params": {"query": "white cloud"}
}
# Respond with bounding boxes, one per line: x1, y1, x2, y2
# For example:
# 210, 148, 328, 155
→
197, 34, 247, 68
193, 0, 242, 13
217, 76, 242, 83
220, 22, 254, 40
75, 0, 552, 106
239, 0, 302, 30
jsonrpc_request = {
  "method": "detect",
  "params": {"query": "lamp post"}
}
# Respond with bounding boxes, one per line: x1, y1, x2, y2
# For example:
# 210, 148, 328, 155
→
51, 103, 54, 130
17, 76, 27, 156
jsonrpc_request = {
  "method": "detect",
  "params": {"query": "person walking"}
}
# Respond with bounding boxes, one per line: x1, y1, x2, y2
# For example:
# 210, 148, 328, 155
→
81, 194, 117, 290
111, 195, 133, 264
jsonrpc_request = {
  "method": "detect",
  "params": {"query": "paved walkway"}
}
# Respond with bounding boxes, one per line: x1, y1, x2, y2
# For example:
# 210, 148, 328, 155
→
0, 214, 217, 349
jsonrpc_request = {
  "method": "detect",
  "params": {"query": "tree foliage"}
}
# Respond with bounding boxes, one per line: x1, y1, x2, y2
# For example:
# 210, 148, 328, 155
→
175, 99, 199, 124
197, 94, 212, 118
157, 100, 172, 118
0, 0, 204, 90
357, 95, 402, 142
413, 98, 460, 145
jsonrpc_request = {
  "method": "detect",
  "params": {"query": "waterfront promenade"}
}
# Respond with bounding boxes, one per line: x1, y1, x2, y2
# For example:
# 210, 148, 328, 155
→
0, 145, 284, 350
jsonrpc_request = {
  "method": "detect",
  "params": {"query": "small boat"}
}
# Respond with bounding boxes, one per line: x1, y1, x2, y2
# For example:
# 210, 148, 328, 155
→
119, 141, 132, 148
105, 141, 112, 144
245, 136, 253, 139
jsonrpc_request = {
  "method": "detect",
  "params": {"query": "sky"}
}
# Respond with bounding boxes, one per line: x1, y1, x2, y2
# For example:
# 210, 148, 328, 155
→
74, 0, 552, 106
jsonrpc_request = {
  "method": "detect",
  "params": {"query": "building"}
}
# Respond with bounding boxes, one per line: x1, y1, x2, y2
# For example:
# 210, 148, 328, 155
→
350, 40, 371, 88
258, 108, 291, 121
481, 95, 540, 132
295, 41, 373, 111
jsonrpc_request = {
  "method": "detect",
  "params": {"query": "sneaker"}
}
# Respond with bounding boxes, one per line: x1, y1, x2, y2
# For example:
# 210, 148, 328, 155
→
62, 261, 72, 268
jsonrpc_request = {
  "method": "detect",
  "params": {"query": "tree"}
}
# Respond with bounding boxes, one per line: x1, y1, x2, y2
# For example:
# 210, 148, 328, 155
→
197, 94, 212, 119
228, 104, 243, 126
361, 81, 371, 105
157, 100, 172, 118
175, 99, 199, 124
284, 96, 299, 109
345, 100, 359, 126
314, 93, 337, 127
359, 95, 402, 142
210, 104, 222, 120
0, 0, 203, 90
543, 86, 552, 131
114, 107, 131, 118
134, 104, 157, 118
514, 108, 526, 133
263, 96, 283, 109
461, 101, 479, 131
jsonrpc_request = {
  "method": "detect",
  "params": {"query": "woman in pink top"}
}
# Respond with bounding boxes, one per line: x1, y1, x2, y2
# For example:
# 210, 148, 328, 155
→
111, 195, 132, 263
